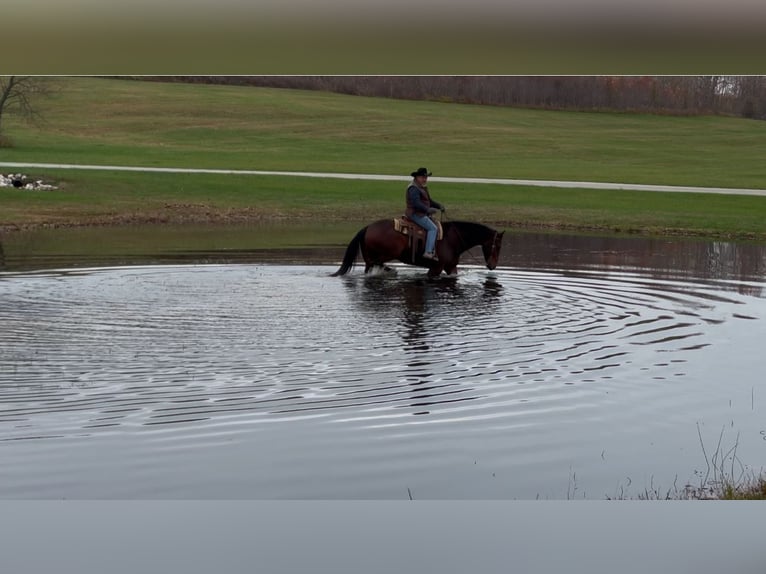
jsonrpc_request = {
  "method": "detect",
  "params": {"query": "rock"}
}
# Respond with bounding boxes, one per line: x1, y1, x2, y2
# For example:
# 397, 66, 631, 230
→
1, 173, 58, 191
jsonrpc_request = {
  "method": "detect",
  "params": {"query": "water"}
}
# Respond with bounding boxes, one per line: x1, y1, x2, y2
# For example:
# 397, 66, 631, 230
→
1, 230, 766, 499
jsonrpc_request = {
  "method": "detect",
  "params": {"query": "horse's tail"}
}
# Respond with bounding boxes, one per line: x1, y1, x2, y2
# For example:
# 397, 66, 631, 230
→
331, 226, 367, 276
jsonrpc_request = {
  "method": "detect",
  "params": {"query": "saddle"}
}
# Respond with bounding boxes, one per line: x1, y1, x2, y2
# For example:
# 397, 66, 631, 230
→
393, 215, 443, 260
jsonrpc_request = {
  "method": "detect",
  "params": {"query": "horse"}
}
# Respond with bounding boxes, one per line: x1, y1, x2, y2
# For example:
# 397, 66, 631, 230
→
331, 219, 504, 277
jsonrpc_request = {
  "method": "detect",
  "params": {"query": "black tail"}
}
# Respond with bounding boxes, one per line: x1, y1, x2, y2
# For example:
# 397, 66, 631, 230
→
331, 227, 367, 276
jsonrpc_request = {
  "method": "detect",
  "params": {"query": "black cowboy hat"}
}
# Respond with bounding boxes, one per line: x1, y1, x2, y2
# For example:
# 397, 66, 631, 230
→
410, 167, 432, 178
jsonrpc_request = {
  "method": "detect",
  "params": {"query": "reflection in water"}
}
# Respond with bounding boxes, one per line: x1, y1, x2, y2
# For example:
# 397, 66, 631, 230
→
1, 244, 766, 499
505, 233, 766, 296
2, 223, 766, 291
340, 273, 503, 414
346, 275, 502, 349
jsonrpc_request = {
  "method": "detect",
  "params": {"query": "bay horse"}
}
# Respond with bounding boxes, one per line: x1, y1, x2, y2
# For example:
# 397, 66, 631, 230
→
331, 219, 504, 277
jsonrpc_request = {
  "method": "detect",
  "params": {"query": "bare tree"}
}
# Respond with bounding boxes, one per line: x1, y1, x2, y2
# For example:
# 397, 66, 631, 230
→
733, 76, 766, 119
0, 76, 50, 142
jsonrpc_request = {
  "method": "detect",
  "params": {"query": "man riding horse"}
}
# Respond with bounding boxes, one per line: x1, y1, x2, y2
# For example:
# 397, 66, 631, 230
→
330, 166, 504, 278
406, 167, 445, 261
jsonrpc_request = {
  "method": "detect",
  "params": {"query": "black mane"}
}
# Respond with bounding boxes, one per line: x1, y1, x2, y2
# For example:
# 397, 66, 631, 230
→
444, 220, 495, 242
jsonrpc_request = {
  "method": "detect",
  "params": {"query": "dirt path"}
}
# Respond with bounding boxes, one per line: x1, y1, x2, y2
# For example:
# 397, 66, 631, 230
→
2, 162, 766, 197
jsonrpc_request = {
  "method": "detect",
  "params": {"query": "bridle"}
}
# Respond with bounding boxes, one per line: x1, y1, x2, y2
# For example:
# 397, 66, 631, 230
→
486, 232, 501, 264
450, 221, 500, 266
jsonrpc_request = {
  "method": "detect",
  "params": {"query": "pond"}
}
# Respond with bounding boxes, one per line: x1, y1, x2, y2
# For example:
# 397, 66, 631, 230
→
1, 226, 765, 499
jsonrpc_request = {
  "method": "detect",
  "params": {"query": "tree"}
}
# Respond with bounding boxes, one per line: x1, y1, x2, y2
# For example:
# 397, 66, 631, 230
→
0, 76, 49, 143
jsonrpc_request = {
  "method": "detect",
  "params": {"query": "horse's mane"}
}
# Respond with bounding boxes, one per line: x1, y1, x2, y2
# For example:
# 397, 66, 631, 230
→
444, 220, 495, 236
441, 221, 496, 251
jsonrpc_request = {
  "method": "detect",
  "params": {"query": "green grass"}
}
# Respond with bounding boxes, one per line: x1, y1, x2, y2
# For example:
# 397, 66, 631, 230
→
2, 77, 766, 239
607, 426, 766, 501
2, 169, 765, 240
719, 475, 766, 500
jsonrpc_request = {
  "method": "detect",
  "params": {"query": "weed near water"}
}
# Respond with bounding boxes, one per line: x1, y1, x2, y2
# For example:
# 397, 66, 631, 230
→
606, 424, 766, 500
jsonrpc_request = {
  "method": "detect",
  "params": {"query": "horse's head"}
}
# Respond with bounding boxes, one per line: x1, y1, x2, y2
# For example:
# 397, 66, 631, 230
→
482, 230, 504, 270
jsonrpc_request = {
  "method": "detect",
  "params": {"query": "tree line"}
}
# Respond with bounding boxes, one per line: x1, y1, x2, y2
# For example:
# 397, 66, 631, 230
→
142, 76, 766, 119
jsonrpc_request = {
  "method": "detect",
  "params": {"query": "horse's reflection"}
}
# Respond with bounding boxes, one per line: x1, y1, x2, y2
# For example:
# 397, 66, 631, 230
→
341, 272, 504, 414
342, 272, 504, 354
398, 279, 430, 351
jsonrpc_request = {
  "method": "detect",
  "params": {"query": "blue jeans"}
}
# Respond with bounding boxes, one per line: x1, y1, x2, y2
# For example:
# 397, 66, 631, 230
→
409, 213, 438, 253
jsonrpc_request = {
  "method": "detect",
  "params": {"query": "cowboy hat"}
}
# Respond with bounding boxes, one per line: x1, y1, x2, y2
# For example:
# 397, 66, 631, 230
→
410, 167, 432, 178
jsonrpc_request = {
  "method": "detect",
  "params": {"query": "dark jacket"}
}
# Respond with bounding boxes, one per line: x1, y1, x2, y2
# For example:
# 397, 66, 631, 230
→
405, 182, 443, 217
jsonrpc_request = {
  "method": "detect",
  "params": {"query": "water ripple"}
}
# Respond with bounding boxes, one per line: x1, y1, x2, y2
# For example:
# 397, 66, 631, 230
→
1, 263, 765, 498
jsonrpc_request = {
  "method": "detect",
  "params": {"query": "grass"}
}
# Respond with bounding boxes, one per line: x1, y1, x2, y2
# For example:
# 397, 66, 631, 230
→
2, 77, 766, 239
605, 425, 766, 500
719, 475, 766, 500
692, 425, 766, 501
6, 77, 766, 186
2, 169, 765, 241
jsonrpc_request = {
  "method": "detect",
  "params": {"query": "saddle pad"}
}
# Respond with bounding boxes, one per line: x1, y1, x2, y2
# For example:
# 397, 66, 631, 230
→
393, 217, 443, 240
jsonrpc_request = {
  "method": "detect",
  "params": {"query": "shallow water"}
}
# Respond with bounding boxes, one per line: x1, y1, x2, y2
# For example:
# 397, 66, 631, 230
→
2, 228, 766, 499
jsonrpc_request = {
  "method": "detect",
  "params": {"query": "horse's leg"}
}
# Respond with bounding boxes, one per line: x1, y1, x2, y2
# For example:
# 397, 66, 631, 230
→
362, 249, 391, 274
364, 261, 390, 273
441, 253, 458, 275
359, 241, 371, 273
362, 251, 385, 274
429, 245, 453, 276
427, 263, 444, 278
366, 223, 408, 272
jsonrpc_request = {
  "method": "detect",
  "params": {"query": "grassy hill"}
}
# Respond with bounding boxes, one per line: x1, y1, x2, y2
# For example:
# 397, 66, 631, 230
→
2, 77, 766, 239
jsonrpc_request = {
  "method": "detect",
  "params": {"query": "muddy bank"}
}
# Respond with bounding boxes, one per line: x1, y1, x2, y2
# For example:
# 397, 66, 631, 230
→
2, 211, 764, 242
0, 205, 302, 233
